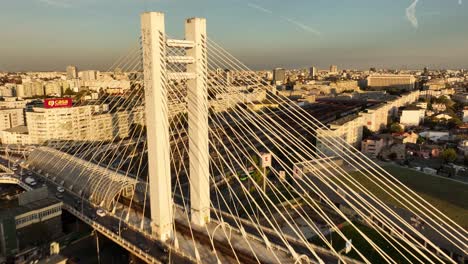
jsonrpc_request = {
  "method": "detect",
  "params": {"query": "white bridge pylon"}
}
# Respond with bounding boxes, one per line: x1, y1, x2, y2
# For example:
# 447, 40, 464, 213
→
141, 12, 210, 241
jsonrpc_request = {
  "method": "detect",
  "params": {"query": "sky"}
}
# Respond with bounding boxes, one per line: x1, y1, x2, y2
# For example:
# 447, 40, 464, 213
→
0, 0, 467, 71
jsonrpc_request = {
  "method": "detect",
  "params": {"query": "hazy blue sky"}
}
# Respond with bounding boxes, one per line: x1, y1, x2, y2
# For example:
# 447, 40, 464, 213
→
1, 0, 467, 71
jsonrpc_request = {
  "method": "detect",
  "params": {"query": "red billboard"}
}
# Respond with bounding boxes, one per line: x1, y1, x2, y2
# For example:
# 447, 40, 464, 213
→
44, 98, 73, 109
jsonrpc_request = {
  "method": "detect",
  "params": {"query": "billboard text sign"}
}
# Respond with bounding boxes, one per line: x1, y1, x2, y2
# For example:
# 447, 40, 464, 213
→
44, 98, 73, 109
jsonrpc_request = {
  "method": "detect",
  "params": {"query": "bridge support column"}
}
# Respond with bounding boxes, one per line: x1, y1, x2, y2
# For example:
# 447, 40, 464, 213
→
186, 17, 210, 226
141, 12, 173, 241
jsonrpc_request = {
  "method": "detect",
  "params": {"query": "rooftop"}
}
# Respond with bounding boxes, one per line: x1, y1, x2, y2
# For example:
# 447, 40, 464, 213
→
0, 196, 61, 220
4, 125, 28, 134
330, 114, 360, 126
402, 105, 423, 111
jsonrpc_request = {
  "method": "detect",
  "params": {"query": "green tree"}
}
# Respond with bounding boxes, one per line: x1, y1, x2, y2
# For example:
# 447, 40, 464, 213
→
447, 117, 462, 129
389, 123, 403, 133
63, 88, 76, 96
248, 155, 270, 192
441, 148, 457, 163
363, 126, 373, 139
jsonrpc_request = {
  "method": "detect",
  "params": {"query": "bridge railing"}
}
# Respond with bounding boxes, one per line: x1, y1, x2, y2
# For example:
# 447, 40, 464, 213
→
63, 204, 161, 264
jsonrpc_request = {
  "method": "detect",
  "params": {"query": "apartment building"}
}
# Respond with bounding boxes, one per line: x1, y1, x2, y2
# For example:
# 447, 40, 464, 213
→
0, 108, 25, 131
316, 114, 363, 157
361, 103, 389, 132
361, 136, 385, 158
400, 106, 425, 127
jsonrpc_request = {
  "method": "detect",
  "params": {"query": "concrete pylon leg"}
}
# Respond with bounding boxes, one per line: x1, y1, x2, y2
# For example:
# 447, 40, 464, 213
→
141, 12, 173, 241
186, 17, 210, 226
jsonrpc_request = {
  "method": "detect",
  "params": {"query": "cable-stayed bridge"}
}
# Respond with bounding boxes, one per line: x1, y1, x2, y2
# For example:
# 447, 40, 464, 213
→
4, 12, 467, 264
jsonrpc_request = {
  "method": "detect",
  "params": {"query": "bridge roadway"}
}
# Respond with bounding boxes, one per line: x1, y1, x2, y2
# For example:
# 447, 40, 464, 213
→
0, 156, 196, 264
0, 155, 304, 264
0, 154, 360, 264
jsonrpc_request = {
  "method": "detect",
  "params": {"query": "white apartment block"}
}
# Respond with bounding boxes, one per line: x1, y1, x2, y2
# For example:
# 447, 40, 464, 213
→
21, 81, 45, 97
81, 80, 131, 92
385, 90, 420, 118
400, 108, 425, 127
0, 108, 25, 131
44, 82, 62, 96
0, 126, 32, 145
80, 70, 98, 81
317, 90, 421, 156
19, 105, 144, 145
419, 89, 454, 99
0, 98, 29, 109
361, 104, 389, 132
316, 114, 363, 157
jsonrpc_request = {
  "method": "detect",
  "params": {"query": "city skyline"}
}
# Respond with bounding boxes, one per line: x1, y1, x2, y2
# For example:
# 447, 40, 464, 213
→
1, 0, 468, 71
0, 9, 467, 263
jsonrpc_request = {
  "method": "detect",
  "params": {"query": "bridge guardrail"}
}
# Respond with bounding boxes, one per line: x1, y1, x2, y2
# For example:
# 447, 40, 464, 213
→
63, 204, 160, 264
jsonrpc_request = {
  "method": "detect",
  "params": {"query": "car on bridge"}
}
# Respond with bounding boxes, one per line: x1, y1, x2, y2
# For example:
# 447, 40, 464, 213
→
96, 208, 106, 217
56, 186, 65, 193
25, 177, 37, 186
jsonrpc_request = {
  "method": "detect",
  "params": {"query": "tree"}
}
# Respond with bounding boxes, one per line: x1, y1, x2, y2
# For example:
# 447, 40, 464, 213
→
464, 154, 468, 166
63, 88, 76, 96
248, 155, 269, 192
388, 152, 398, 160
441, 148, 457, 163
389, 123, 403, 133
447, 117, 462, 129
363, 126, 373, 139
416, 136, 425, 144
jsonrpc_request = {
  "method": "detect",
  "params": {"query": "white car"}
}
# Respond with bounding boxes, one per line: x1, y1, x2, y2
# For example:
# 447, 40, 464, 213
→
25, 177, 37, 186
57, 186, 65, 193
96, 209, 106, 217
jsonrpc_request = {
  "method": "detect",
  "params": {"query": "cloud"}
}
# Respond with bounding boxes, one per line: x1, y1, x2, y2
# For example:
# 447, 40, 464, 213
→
37, 0, 72, 8
246, 2, 321, 36
247, 2, 273, 14
406, 0, 419, 28
280, 16, 321, 36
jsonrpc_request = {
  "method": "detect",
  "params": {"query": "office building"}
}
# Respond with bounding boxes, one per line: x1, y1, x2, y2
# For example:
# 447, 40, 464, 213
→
80, 70, 98, 81
272, 68, 286, 85
367, 74, 416, 91
309, 66, 317, 79
66, 65, 78, 80
329, 65, 338, 74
